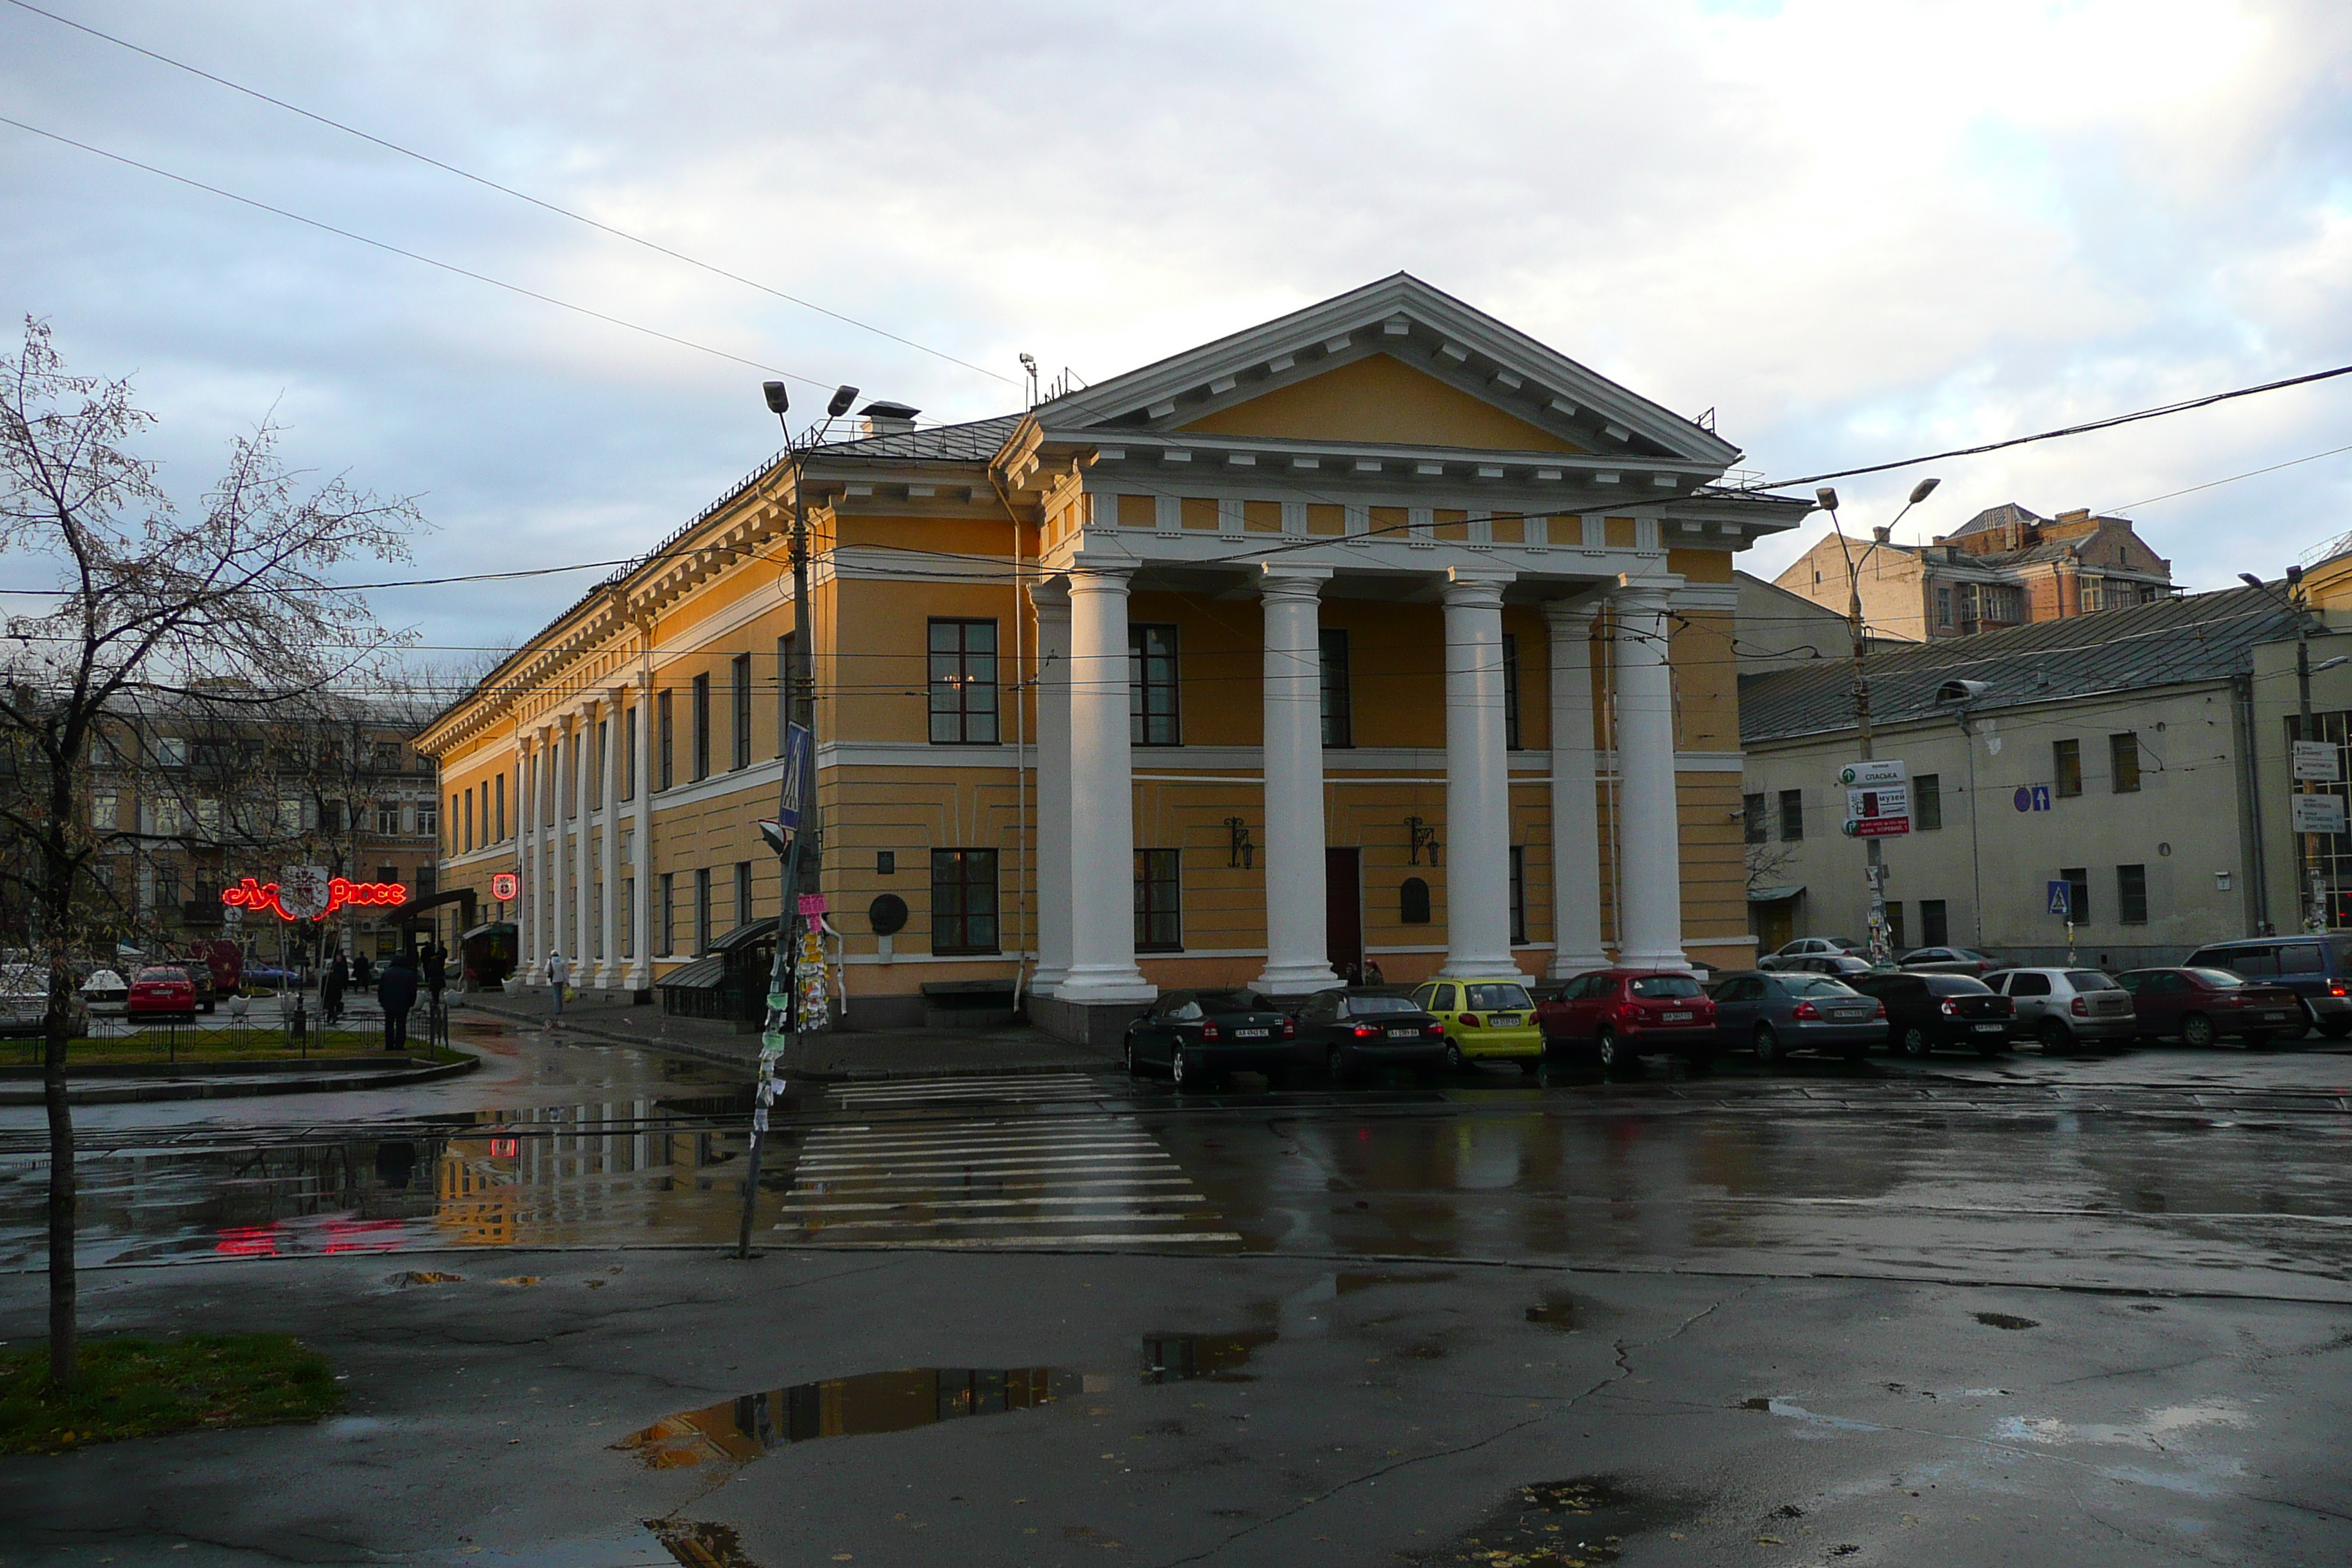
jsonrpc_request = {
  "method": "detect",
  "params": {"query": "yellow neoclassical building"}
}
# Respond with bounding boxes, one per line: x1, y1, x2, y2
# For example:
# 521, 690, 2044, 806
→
416, 276, 1807, 1040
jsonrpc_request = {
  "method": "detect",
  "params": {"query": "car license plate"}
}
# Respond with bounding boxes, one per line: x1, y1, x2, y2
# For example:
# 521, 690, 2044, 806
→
1662, 1011, 1692, 1022
1387, 1028, 1421, 1039
1972, 1022, 2003, 1033
2264, 1012, 2288, 1022
1233, 1028, 1268, 1039
1491, 1014, 1521, 1026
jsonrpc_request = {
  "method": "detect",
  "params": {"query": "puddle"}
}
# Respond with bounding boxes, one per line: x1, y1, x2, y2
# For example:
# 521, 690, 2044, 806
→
647, 1520, 756, 1568
393, 1270, 464, 1286
1972, 1311, 2040, 1331
1336, 1270, 1455, 1295
1409, 1476, 1683, 1567
616, 1367, 1074, 1467
1525, 1297, 1577, 1331
1142, 1332, 1276, 1384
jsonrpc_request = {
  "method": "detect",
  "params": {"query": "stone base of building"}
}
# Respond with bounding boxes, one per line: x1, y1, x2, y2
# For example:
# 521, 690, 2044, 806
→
1028, 992, 1153, 1050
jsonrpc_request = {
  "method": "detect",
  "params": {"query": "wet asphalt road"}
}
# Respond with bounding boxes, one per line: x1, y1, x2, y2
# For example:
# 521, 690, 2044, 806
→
1, 1022, 2348, 1564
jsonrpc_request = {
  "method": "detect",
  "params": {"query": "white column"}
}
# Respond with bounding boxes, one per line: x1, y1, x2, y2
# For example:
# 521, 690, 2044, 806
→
1545, 598, 1610, 976
535, 725, 555, 979
518, 735, 540, 981
1439, 569, 1518, 977
630, 675, 652, 992
1028, 578, 1074, 996
572, 700, 595, 986
1053, 567, 1155, 1004
549, 720, 568, 977
1612, 577, 1689, 970
595, 685, 622, 990
1252, 565, 1341, 996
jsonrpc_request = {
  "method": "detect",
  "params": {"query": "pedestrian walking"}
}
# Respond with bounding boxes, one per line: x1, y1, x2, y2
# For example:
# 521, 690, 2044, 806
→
546, 950, 569, 1028
322, 950, 347, 1025
354, 952, 374, 988
377, 949, 418, 1052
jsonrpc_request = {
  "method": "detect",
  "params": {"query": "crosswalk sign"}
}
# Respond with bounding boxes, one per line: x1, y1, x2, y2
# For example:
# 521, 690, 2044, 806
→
2047, 879, 2072, 916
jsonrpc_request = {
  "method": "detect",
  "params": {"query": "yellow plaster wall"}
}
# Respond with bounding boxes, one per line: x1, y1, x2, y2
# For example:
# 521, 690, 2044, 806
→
1177, 353, 1587, 453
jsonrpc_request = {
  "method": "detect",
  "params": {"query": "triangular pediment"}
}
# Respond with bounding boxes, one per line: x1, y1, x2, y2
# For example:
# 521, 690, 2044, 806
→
1036, 273, 1741, 467
1175, 353, 1586, 453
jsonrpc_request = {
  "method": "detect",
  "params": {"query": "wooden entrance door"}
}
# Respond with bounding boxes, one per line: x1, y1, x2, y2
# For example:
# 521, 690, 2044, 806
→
1325, 848, 1362, 981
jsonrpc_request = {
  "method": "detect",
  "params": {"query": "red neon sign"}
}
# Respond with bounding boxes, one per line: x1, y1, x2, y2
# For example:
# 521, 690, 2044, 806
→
491, 872, 519, 902
221, 876, 410, 921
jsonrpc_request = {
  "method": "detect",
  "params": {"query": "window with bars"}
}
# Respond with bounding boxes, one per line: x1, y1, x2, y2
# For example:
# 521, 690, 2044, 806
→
1129, 624, 1180, 746
930, 849, 1000, 954
930, 619, 1000, 744
1135, 849, 1182, 951
1319, 628, 1352, 747
732, 654, 753, 770
692, 674, 711, 780
1502, 633, 1523, 750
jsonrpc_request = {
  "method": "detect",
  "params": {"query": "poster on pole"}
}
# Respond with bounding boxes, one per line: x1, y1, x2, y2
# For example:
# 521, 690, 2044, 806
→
2291, 793, 2347, 834
1838, 759, 1907, 788
1843, 784, 1911, 837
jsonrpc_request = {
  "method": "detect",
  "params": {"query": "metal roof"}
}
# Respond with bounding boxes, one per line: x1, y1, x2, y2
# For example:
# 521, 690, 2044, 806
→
805, 413, 1023, 464
1739, 584, 2302, 745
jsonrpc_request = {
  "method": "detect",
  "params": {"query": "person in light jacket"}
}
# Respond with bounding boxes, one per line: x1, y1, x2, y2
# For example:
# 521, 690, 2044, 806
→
545, 951, 569, 1028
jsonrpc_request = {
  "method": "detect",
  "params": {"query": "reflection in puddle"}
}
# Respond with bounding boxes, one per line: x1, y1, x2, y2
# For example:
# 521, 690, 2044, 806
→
1973, 1311, 2040, 1331
1411, 1477, 1670, 1567
1526, 1297, 1577, 1331
1141, 1332, 1277, 1384
617, 1367, 1072, 1467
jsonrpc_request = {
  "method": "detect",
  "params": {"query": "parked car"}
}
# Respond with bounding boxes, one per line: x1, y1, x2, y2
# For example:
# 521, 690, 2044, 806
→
1537, 969, 1719, 1069
78, 967, 129, 1013
1705, 970, 1885, 1063
2181, 937, 2352, 1039
1410, 976, 1545, 1072
2113, 967, 2304, 1049
163, 957, 217, 1014
1, 962, 48, 1038
1899, 946, 2000, 978
1123, 989, 1300, 1090
1782, 953, 1880, 979
1986, 968, 2136, 1051
1845, 971, 2016, 1058
126, 965, 200, 1021
1759, 937, 1865, 972
1292, 988, 1450, 1080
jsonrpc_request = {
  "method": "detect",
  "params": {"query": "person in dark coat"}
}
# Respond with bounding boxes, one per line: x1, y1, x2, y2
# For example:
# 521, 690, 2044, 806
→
377, 950, 419, 1052
321, 951, 348, 1025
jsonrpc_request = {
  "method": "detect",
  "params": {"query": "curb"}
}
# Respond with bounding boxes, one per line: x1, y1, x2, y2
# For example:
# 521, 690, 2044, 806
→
0, 1051, 482, 1106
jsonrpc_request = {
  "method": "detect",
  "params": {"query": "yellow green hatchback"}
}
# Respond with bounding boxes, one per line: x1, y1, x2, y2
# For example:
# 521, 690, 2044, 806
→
1409, 976, 1545, 1074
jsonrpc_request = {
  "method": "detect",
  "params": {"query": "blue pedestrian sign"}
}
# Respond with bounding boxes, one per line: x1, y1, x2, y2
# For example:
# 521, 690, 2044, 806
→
779, 723, 813, 832
2047, 879, 2072, 917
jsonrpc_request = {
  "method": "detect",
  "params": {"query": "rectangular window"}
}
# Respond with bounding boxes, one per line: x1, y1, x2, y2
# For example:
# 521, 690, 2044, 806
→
732, 653, 753, 770
734, 861, 753, 930
1509, 845, 1527, 945
1915, 774, 1942, 831
2117, 864, 2148, 925
621, 878, 635, 956
622, 706, 637, 802
659, 871, 674, 955
595, 719, 608, 808
1743, 792, 1767, 845
930, 619, 1000, 745
930, 849, 1000, 954
1919, 899, 1948, 947
2054, 738, 2082, 798
658, 690, 674, 791
1935, 586, 1953, 627
691, 674, 711, 780
417, 800, 437, 838
494, 774, 507, 840
1502, 633, 1523, 751
463, 790, 474, 851
415, 862, 437, 897
1885, 900, 1907, 951
2062, 866, 2091, 924
377, 801, 399, 835
1128, 623, 1180, 746
775, 633, 794, 754
2109, 732, 2140, 794
1135, 848, 1182, 952
1779, 788, 1805, 841
694, 867, 712, 954
1319, 628, 1352, 748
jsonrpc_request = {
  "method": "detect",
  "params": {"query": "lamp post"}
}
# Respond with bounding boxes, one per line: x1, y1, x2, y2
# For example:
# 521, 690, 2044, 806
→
2239, 568, 2345, 934
736, 377, 857, 1260
1823, 478, 1940, 964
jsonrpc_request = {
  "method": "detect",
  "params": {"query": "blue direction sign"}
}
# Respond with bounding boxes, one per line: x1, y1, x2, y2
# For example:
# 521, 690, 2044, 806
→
2047, 879, 2073, 917
2013, 783, 2053, 813
779, 723, 813, 832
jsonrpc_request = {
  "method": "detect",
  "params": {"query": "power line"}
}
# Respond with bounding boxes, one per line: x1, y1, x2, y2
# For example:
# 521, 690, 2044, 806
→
2100, 440, 2352, 516
0, 113, 834, 391
1, 0, 1019, 388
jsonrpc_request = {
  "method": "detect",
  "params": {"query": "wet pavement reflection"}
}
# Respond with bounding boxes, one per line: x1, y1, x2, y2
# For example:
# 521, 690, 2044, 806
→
1141, 1330, 1277, 1383
616, 1366, 1077, 1467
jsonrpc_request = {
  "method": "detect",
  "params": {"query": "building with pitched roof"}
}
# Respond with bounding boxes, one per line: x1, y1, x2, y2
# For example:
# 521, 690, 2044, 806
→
415, 275, 1812, 1040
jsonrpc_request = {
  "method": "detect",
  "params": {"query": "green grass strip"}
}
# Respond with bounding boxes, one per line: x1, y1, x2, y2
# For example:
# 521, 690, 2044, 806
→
0, 1335, 343, 1453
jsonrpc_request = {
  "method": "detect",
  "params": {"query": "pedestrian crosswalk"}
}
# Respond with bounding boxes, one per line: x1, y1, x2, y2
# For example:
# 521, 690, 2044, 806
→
773, 1074, 1237, 1248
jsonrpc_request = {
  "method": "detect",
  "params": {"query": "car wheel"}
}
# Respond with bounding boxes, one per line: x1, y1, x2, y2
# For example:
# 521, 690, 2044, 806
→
2036, 1017, 2072, 1052
2283, 1006, 2315, 1042
1518, 1057, 1542, 1077
1752, 1024, 1779, 1065
1172, 1045, 1205, 1092
1595, 1028, 1625, 1070
1899, 1026, 1933, 1059
2180, 1013, 2217, 1049
1444, 1039, 1469, 1074
1327, 1044, 1351, 1084
2321, 1017, 2352, 1040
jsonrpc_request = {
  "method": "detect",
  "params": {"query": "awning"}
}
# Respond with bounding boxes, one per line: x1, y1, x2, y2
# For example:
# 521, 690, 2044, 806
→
1748, 885, 1806, 903
655, 954, 728, 992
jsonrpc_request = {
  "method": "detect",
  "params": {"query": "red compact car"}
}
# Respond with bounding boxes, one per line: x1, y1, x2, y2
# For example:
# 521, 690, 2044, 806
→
126, 965, 198, 1020
1537, 968, 1719, 1069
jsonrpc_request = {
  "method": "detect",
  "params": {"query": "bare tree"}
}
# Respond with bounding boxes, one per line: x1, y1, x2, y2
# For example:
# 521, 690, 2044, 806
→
0, 319, 423, 1389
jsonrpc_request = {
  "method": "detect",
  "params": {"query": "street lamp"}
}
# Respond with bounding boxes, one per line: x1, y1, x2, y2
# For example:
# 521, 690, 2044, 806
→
1822, 478, 1941, 963
2240, 568, 2337, 933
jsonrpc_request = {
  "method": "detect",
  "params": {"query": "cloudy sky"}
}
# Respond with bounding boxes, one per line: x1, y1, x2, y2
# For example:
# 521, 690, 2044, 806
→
4, 0, 2349, 674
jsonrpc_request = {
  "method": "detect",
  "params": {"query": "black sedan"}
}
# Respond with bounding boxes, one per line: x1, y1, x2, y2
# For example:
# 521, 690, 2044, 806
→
1846, 971, 2015, 1058
1292, 988, 1450, 1079
1123, 989, 1302, 1090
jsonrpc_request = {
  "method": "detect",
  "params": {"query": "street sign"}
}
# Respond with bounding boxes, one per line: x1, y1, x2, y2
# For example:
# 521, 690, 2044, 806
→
2047, 879, 2073, 916
1844, 784, 1910, 837
491, 872, 519, 902
2291, 793, 2347, 834
779, 723, 813, 832
279, 864, 331, 921
2013, 784, 2053, 813
1839, 759, 1907, 787
2293, 741, 2341, 783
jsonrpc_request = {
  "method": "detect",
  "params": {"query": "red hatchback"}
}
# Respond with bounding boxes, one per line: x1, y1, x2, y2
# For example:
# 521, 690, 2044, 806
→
2114, 966, 2304, 1048
1537, 969, 1719, 1069
126, 965, 197, 1021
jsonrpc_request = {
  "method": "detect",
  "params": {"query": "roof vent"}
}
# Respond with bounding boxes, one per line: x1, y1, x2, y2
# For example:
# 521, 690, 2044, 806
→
858, 401, 920, 437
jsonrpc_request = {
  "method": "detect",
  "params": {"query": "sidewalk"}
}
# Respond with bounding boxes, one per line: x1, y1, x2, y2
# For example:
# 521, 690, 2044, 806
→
452, 991, 1116, 1079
